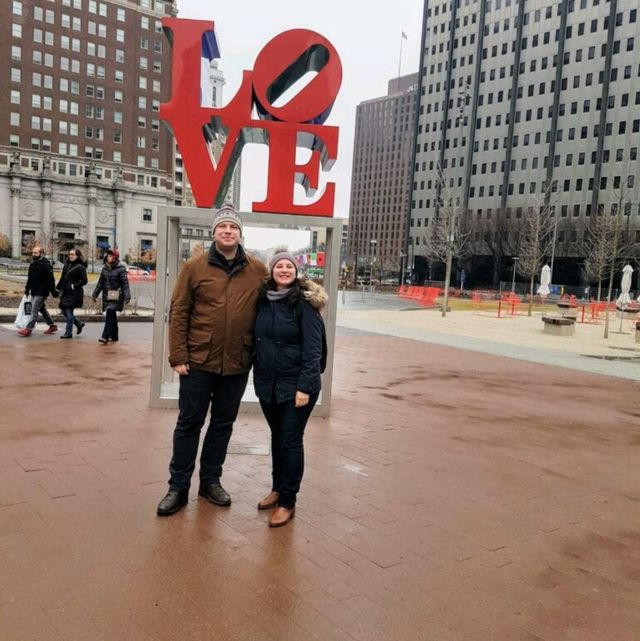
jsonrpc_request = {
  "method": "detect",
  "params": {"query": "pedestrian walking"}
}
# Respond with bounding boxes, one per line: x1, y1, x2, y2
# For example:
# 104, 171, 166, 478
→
253, 251, 327, 527
157, 204, 268, 517
92, 249, 130, 344
56, 248, 88, 339
17, 245, 59, 337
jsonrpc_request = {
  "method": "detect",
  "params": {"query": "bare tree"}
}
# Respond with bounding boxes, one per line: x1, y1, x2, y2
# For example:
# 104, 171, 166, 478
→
472, 208, 518, 287
516, 185, 555, 316
602, 185, 638, 339
581, 213, 616, 301
424, 167, 473, 314
0, 233, 11, 258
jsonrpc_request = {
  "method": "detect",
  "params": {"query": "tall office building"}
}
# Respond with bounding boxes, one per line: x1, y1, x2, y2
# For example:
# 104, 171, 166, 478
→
348, 73, 419, 282
410, 0, 640, 284
0, 0, 175, 264
176, 58, 241, 210
177, 58, 243, 259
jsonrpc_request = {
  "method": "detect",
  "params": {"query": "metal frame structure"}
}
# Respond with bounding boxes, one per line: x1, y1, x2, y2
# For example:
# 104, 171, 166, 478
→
149, 205, 342, 417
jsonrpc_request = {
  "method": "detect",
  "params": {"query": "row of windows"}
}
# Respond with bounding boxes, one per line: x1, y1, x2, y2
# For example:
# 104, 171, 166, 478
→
13, 0, 165, 24
11, 28, 164, 55
7, 134, 161, 170
421, 116, 640, 158
413, 170, 634, 204
428, 0, 631, 21
11, 48, 164, 90
11, 68, 163, 113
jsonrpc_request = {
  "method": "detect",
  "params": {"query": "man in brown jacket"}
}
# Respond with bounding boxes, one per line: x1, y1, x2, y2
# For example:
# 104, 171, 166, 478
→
157, 205, 268, 516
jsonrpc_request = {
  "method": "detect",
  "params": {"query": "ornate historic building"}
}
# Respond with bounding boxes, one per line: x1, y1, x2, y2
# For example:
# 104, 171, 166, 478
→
0, 0, 176, 266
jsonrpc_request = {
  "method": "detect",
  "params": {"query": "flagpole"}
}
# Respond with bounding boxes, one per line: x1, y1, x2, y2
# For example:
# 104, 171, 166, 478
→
398, 32, 404, 80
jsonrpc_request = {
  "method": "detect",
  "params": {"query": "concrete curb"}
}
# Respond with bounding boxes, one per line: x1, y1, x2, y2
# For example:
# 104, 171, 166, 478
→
0, 312, 154, 323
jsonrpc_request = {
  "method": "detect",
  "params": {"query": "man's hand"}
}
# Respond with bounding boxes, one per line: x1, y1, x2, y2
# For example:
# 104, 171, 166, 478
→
173, 364, 190, 376
295, 391, 310, 407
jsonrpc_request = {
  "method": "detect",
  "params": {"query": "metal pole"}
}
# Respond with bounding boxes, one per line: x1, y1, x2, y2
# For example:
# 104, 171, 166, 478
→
549, 205, 558, 282
441, 223, 453, 317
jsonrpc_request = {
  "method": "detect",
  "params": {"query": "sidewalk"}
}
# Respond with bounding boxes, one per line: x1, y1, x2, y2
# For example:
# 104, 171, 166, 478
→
1, 322, 639, 641
337, 305, 640, 381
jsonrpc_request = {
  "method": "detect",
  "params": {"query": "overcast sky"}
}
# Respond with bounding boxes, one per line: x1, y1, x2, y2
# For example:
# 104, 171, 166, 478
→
176, 0, 423, 238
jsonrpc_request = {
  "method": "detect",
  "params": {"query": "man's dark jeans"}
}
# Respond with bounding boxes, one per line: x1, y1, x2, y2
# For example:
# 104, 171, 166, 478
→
169, 368, 249, 492
259, 392, 319, 509
26, 295, 54, 329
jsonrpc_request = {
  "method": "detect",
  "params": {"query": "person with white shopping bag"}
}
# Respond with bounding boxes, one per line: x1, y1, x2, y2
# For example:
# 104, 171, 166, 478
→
17, 246, 59, 337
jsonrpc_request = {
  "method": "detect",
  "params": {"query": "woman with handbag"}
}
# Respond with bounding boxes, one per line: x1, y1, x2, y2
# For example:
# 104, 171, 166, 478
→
253, 250, 327, 528
56, 248, 88, 339
92, 249, 130, 344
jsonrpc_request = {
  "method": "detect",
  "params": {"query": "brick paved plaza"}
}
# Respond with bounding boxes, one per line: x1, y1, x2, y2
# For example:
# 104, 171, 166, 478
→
0, 321, 639, 641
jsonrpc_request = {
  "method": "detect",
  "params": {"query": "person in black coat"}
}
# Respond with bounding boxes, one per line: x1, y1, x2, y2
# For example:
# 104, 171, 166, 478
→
91, 249, 130, 344
253, 250, 327, 528
17, 245, 59, 337
56, 248, 88, 339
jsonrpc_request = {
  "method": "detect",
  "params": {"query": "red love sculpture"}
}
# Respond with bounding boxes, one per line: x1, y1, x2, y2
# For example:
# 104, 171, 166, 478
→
160, 18, 342, 217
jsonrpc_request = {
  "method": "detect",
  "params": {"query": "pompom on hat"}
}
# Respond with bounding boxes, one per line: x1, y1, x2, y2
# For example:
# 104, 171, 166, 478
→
211, 203, 243, 234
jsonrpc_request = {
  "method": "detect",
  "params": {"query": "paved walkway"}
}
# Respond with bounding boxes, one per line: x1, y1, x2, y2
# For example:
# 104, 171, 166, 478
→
337, 306, 640, 381
1, 319, 639, 640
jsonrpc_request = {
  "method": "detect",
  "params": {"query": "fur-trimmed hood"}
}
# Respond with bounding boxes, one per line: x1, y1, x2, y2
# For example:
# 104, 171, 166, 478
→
259, 277, 328, 311
299, 278, 328, 311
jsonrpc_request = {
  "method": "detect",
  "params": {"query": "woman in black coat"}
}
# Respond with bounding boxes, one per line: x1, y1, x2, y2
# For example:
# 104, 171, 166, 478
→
92, 249, 130, 344
56, 248, 88, 339
253, 251, 327, 528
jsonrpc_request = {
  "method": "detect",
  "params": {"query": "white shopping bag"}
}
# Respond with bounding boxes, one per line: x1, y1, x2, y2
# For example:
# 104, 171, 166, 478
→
14, 295, 33, 329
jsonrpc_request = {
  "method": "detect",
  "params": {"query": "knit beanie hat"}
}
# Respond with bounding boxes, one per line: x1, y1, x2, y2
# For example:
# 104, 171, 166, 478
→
212, 203, 243, 234
269, 251, 298, 276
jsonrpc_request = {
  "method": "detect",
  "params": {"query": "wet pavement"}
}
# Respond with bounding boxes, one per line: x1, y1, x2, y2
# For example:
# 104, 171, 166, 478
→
1, 322, 639, 640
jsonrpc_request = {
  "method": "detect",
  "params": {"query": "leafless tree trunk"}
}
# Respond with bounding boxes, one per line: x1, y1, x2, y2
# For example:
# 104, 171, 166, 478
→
516, 186, 555, 316
581, 214, 616, 302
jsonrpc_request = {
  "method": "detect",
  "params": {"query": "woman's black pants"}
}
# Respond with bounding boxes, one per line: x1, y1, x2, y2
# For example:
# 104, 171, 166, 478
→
259, 392, 319, 509
103, 309, 118, 340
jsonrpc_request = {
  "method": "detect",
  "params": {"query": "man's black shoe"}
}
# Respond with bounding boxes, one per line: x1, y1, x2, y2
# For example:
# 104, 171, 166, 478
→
157, 490, 188, 516
198, 483, 231, 506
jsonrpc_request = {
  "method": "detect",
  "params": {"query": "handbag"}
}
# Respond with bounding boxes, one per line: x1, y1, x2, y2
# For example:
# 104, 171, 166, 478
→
106, 289, 120, 301
15, 295, 32, 329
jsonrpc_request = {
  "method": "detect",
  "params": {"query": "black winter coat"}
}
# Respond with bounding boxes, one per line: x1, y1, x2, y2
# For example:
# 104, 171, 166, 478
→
56, 260, 88, 309
92, 260, 130, 312
25, 257, 57, 298
253, 280, 327, 404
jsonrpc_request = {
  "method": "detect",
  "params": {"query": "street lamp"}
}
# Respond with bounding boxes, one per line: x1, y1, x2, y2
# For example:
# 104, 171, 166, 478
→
511, 256, 519, 293
399, 252, 407, 287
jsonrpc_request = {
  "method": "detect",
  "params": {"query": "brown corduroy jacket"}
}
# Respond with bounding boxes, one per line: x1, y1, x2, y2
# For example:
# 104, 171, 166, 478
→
168, 245, 268, 374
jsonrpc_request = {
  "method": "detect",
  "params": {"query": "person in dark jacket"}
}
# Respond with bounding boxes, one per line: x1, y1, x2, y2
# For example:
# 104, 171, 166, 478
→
17, 245, 59, 337
91, 249, 130, 344
156, 205, 268, 517
56, 248, 88, 339
253, 250, 327, 528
